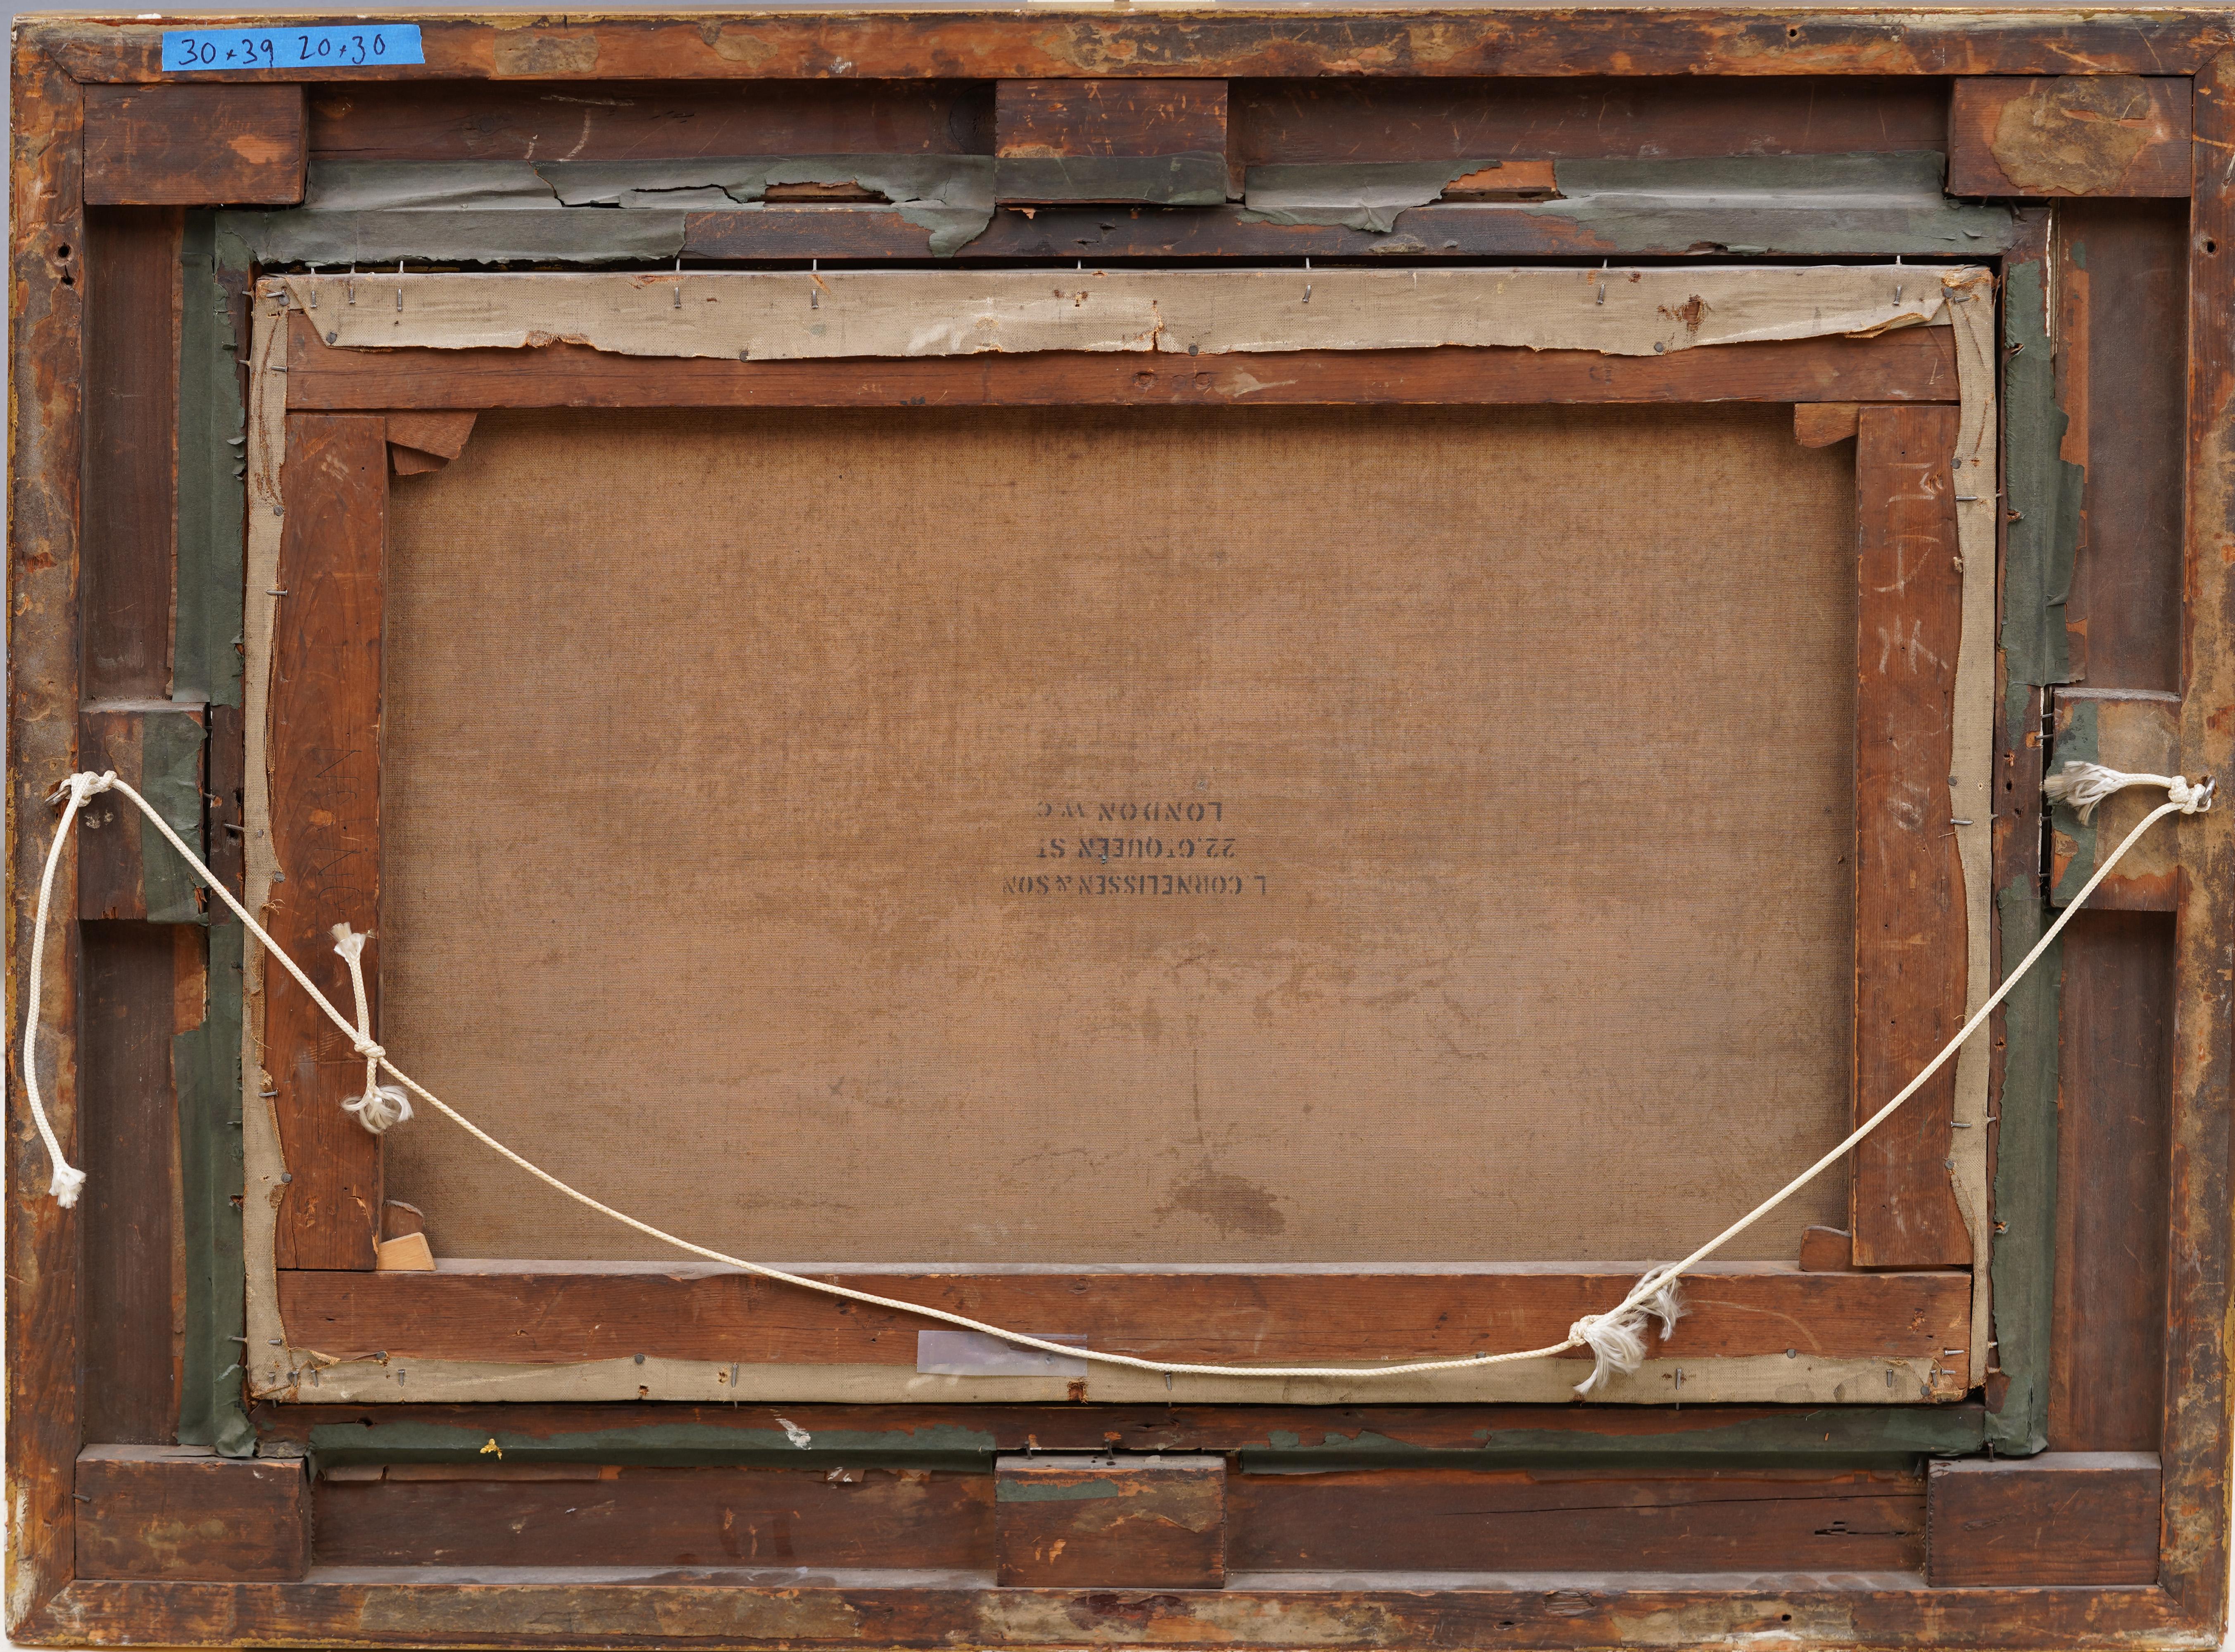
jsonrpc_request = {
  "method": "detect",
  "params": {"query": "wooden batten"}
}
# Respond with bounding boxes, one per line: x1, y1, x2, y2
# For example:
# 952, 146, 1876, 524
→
1793, 401, 1862, 447
75, 705, 206, 923
1851, 404, 1973, 1269
74, 1446, 310, 1581
1926, 1453, 2161, 1585
83, 84, 306, 206
2047, 689, 2184, 909
995, 80, 1228, 204
266, 413, 387, 1270
1948, 78, 2192, 199
996, 1455, 1226, 1587
289, 326, 1962, 412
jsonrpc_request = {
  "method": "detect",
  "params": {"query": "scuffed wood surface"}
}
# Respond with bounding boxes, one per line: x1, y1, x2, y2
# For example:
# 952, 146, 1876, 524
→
266, 413, 386, 1270
1949, 78, 2191, 199
1232, 1465, 1921, 1574
1851, 404, 1972, 1269
6, 39, 87, 1639
1926, 1453, 2160, 1586
317, 1464, 994, 1569
2161, 51, 2235, 1626
33, 12, 2235, 84
29, 1570, 2209, 1650
83, 84, 305, 206
275, 1263, 1973, 1374
74, 1447, 309, 1581
998, 1455, 1224, 1588
289, 322, 1962, 411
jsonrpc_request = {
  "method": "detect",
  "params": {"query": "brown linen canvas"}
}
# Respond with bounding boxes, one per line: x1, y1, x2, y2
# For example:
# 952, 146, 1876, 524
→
380, 401, 1857, 1263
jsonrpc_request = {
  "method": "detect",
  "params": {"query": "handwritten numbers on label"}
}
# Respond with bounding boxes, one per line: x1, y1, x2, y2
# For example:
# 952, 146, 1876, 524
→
161, 25, 426, 72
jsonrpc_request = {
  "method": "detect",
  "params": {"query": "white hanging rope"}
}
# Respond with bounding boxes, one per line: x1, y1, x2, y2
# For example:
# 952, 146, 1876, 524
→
16, 760, 2211, 1389
331, 925, 412, 1135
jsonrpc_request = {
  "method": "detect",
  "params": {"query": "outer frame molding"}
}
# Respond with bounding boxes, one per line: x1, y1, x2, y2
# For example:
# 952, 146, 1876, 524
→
7, 17, 2230, 1647
31, 12, 2235, 84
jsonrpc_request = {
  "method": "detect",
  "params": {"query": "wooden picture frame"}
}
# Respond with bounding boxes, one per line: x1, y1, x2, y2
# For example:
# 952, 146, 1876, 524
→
247, 289, 1981, 1409
8, 12, 2228, 1648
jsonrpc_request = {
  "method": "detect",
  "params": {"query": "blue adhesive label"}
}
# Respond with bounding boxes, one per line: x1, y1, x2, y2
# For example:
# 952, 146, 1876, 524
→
161, 24, 424, 72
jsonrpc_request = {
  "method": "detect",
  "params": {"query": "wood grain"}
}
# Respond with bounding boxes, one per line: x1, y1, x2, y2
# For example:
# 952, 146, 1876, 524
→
316, 1464, 993, 1569
1926, 1452, 2160, 1586
77, 709, 152, 922
28, 1572, 2208, 1651
2058, 201, 2188, 692
309, 80, 989, 163
82, 206, 178, 700
996, 80, 1227, 203
1850, 403, 1972, 1269
1230, 78, 1948, 168
267, 413, 386, 1269
998, 80, 1226, 158
1793, 402, 1862, 447
274, 1263, 1972, 1367
79, 926, 185, 1443
1795, 1226, 1855, 1272
2051, 913, 2173, 1452
2164, 55, 2235, 1625
74, 1446, 309, 1581
286, 319, 1961, 411
2048, 691, 2182, 908
84, 84, 305, 206
7, 42, 87, 1637
35, 13, 2235, 84
998, 1455, 1224, 1588
1232, 1465, 1921, 1574
1949, 78, 2191, 199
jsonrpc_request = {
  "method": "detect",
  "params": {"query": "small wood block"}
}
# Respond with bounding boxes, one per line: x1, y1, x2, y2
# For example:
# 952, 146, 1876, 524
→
995, 80, 1227, 205
1948, 78, 2190, 198
382, 1199, 427, 1240
996, 1454, 1224, 1588
84, 84, 307, 206
77, 705, 207, 923
75, 1445, 310, 1581
375, 1232, 436, 1272
1793, 401, 1863, 447
1798, 1225, 1857, 1272
386, 410, 478, 477
2048, 689, 2183, 909
1926, 1452, 2160, 1586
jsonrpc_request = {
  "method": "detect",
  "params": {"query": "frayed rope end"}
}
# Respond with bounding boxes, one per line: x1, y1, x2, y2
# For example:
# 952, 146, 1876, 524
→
344, 1085, 413, 1135
2045, 762, 2214, 824
49, 1162, 87, 1208
1570, 1270, 1686, 1398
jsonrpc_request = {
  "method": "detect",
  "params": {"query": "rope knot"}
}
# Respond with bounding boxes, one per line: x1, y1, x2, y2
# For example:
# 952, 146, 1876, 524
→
1569, 1269, 1687, 1397
330, 923, 409, 1136
2045, 761, 2213, 823
48, 770, 117, 809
